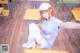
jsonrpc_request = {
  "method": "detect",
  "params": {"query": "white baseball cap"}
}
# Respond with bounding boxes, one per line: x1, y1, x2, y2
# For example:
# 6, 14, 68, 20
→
39, 3, 51, 11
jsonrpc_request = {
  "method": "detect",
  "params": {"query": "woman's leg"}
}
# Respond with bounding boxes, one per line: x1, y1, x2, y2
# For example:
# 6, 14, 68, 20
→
29, 23, 48, 48
22, 23, 48, 48
22, 23, 36, 48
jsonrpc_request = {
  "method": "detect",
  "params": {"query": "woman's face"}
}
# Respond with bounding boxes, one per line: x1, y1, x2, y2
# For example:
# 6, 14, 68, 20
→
41, 11, 49, 19
40, 7, 52, 20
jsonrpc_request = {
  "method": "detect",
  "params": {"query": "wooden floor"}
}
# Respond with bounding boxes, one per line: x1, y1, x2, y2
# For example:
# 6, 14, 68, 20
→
0, 0, 80, 53
0, 1, 27, 53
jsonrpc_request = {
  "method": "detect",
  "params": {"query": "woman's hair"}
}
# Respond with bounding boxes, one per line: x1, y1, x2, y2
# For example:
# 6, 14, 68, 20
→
49, 7, 56, 17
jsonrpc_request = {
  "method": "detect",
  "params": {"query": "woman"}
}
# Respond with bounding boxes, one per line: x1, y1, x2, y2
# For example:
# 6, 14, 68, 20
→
22, 3, 80, 49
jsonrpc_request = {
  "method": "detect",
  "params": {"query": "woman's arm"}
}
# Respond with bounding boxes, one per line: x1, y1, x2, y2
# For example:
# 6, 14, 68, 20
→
61, 22, 80, 29
55, 18, 80, 29
38, 23, 46, 37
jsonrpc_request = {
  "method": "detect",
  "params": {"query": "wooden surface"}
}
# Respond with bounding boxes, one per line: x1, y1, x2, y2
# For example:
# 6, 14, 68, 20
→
0, 1, 27, 53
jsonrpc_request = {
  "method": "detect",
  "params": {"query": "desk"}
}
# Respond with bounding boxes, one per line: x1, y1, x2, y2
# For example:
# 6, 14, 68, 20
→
24, 48, 68, 53
0, 0, 8, 4
0, 7, 3, 14
72, 8, 80, 21
2, 9, 9, 16
24, 9, 41, 20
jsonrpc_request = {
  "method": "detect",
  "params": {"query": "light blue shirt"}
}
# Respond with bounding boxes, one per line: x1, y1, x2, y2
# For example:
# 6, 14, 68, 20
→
41, 16, 61, 49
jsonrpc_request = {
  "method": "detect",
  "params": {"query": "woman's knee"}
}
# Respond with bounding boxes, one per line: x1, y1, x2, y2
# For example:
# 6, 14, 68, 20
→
29, 23, 40, 33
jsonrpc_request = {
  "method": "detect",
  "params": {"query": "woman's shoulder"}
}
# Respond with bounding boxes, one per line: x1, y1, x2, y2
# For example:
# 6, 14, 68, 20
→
51, 16, 63, 24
